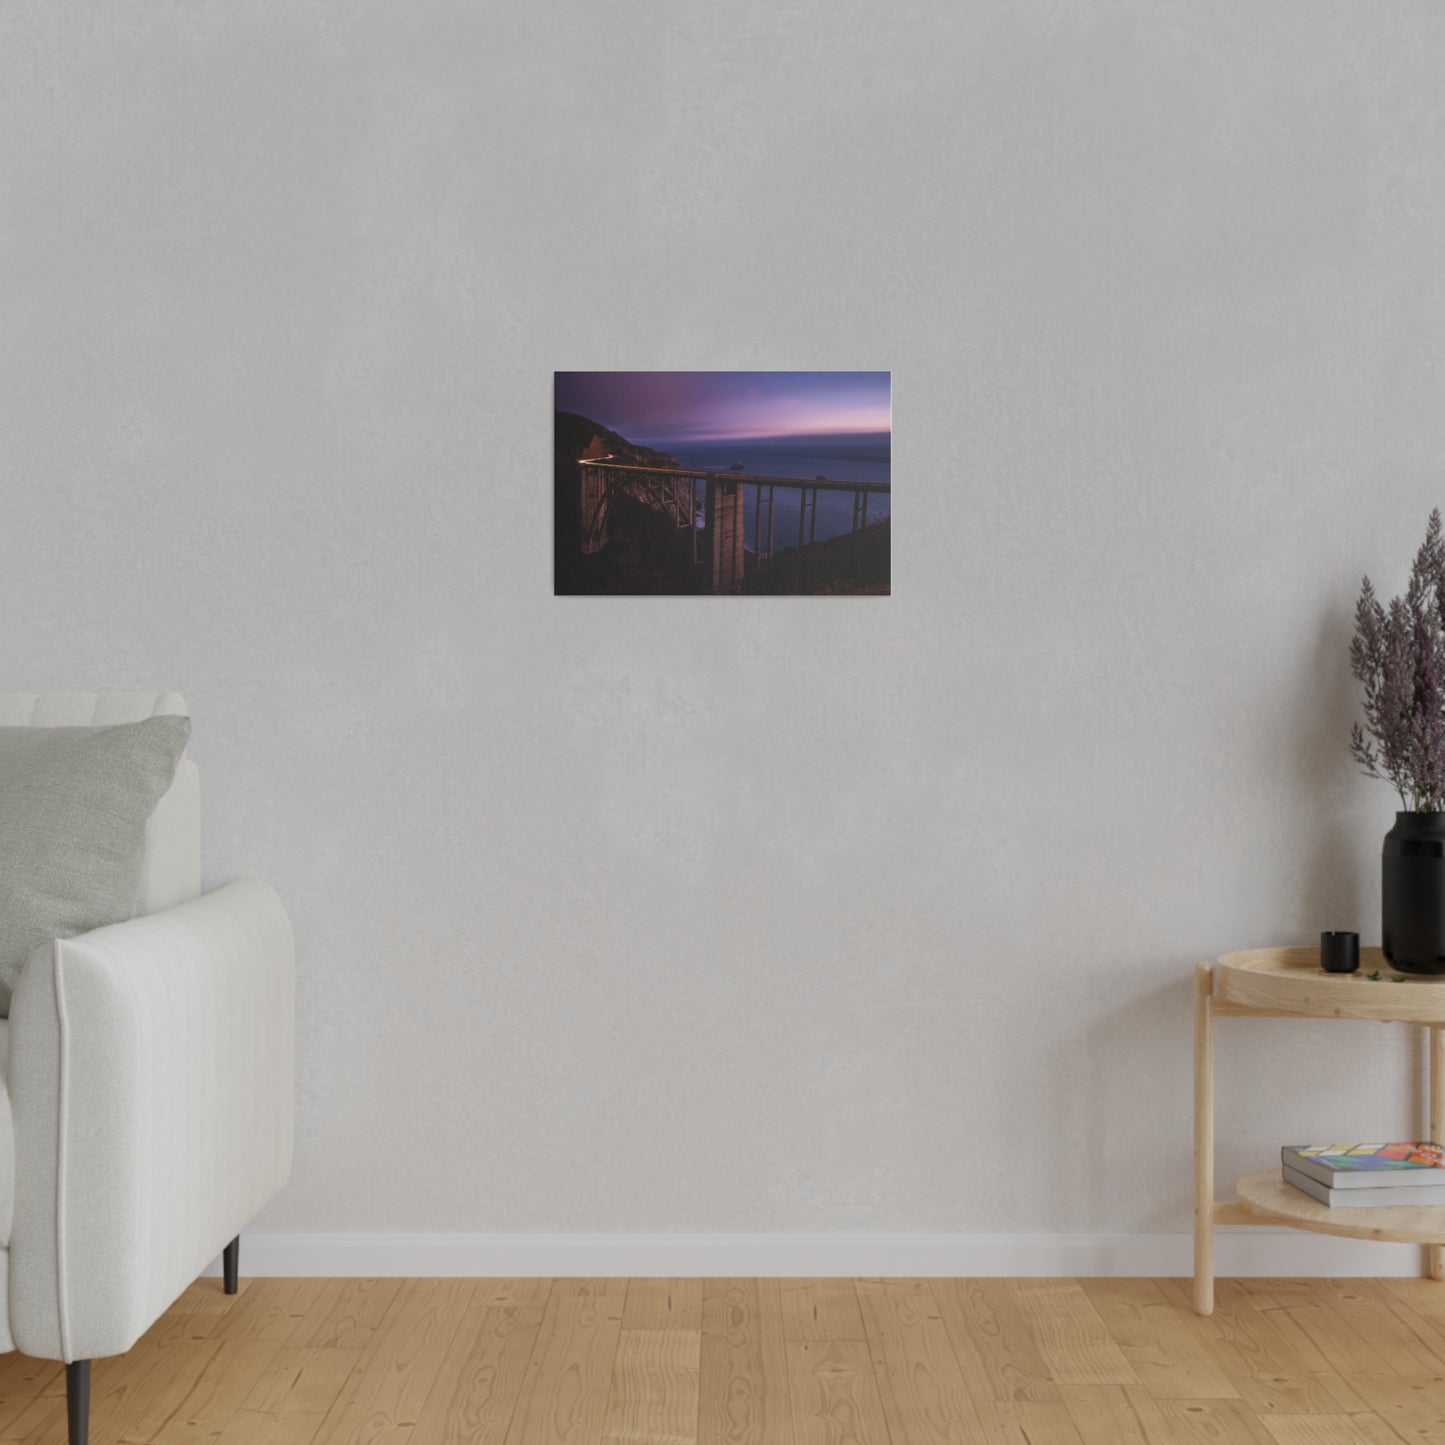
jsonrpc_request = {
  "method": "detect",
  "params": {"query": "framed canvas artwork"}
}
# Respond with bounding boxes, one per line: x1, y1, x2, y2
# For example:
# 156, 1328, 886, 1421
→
554, 371, 891, 596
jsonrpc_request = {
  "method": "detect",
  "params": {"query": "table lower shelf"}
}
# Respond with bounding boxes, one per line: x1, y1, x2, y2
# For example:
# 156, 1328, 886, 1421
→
1235, 1168, 1445, 1244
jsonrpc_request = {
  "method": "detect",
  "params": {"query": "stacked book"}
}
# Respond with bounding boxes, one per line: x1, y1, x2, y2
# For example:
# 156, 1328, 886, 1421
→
1283, 1143, 1445, 1207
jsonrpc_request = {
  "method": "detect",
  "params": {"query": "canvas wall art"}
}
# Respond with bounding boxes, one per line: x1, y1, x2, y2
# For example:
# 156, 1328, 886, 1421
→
554, 371, 891, 596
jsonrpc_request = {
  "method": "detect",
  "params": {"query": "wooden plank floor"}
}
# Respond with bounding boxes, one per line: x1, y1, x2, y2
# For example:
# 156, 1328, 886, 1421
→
7, 1277, 1445, 1442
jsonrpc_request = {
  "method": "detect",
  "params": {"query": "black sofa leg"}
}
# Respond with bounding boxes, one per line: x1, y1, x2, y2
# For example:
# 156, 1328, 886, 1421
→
66, 1360, 90, 1445
223, 1235, 240, 1295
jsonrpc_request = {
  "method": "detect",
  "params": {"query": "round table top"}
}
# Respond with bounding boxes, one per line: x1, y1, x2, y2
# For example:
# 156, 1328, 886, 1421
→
1216, 946, 1445, 1023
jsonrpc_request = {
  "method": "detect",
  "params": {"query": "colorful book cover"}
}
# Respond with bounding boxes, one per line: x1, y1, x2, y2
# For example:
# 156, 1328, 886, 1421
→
1287, 1143, 1445, 1172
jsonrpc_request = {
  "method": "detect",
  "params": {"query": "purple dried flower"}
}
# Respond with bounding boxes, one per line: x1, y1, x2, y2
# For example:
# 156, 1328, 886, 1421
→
1352, 510, 1445, 810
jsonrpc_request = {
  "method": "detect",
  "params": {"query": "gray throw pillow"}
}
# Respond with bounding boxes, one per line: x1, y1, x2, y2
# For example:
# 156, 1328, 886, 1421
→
0, 715, 192, 1014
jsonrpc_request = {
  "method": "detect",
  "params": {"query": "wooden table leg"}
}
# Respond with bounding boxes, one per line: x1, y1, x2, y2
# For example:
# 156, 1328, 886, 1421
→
1431, 1025, 1445, 1282
1194, 962, 1214, 1315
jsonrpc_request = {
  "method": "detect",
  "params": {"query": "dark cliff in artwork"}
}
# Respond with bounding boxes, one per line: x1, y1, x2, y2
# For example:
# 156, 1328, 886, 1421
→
554, 413, 696, 595
557, 412, 679, 473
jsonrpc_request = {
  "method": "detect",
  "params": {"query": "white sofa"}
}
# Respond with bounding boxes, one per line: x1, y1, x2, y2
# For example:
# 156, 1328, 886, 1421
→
0, 692, 294, 1445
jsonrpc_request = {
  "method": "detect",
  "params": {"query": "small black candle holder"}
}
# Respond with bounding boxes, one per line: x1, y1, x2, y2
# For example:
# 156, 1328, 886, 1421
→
1321, 931, 1360, 974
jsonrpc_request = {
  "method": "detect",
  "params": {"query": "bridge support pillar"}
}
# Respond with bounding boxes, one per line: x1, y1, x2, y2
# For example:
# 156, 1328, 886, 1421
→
580, 463, 610, 553
705, 479, 745, 593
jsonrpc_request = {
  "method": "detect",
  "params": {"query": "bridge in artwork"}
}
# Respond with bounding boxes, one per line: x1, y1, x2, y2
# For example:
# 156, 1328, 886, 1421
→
578, 459, 891, 594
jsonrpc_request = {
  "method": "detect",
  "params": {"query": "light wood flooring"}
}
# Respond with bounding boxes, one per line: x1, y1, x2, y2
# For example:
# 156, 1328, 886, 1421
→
5, 1276, 1445, 1443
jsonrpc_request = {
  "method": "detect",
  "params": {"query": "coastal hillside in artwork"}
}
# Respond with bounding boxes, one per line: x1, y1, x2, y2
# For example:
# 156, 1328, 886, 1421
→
554, 372, 891, 596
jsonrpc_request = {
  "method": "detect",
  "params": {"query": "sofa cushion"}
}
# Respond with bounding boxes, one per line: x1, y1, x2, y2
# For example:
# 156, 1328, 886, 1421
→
0, 716, 191, 1015
0, 694, 200, 920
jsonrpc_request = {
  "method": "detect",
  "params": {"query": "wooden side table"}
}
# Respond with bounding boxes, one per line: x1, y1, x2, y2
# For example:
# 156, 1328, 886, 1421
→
1194, 946, 1445, 1315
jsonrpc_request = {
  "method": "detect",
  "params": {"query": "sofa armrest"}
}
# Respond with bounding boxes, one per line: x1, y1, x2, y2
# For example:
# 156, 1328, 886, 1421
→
7, 879, 294, 1361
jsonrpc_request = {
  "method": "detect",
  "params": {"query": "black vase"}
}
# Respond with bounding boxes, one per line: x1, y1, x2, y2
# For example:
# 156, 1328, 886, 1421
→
1383, 812, 1445, 975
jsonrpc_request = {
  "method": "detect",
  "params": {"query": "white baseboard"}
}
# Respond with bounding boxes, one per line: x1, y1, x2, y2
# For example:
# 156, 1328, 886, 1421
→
203, 1229, 1429, 1278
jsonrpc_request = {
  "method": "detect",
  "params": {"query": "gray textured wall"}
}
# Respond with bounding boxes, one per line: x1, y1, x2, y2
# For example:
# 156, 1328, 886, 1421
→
3, 0, 1444, 1237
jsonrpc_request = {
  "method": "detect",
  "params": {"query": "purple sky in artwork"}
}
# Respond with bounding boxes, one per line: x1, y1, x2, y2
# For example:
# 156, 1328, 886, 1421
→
555, 371, 891, 444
